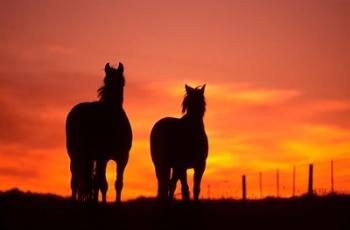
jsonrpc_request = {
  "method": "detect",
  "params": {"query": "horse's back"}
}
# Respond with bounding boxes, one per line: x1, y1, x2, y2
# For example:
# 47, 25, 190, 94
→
150, 117, 208, 168
66, 101, 132, 160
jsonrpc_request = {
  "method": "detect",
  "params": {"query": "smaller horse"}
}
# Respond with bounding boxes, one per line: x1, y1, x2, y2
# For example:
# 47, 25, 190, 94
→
151, 84, 208, 201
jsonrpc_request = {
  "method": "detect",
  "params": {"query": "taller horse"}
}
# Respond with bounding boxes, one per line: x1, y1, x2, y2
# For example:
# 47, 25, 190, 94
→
66, 62, 132, 203
151, 84, 208, 201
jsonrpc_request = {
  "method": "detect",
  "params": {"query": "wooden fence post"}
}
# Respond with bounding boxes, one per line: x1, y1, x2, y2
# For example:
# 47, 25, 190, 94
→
308, 164, 313, 196
331, 160, 334, 193
242, 175, 246, 201
259, 172, 262, 199
207, 184, 211, 199
276, 169, 280, 198
292, 166, 296, 197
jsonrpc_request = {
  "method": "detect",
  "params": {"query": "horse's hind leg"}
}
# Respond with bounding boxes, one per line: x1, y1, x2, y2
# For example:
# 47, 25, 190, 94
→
70, 161, 78, 201
193, 164, 206, 201
71, 174, 78, 200
155, 165, 170, 201
115, 159, 128, 203
80, 160, 94, 202
169, 169, 179, 200
94, 160, 108, 203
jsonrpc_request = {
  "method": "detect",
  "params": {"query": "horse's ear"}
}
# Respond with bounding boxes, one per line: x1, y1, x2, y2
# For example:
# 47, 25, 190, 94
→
185, 84, 194, 94
117, 62, 124, 74
200, 84, 206, 94
105, 63, 111, 74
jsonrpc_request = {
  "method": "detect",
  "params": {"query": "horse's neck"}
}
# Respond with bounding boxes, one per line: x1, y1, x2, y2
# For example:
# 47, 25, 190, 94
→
100, 101, 123, 113
181, 114, 204, 130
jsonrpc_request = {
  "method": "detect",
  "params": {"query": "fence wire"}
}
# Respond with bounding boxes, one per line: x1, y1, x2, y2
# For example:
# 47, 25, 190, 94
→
173, 158, 350, 200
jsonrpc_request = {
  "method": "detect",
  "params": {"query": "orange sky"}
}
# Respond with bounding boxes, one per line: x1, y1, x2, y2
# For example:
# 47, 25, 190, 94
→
1, 0, 350, 201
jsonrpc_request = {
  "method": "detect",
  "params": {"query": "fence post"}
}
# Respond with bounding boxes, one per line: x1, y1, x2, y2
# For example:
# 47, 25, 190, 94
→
242, 175, 246, 201
259, 172, 263, 199
207, 184, 211, 199
308, 164, 313, 196
292, 166, 296, 197
331, 160, 334, 193
276, 169, 280, 198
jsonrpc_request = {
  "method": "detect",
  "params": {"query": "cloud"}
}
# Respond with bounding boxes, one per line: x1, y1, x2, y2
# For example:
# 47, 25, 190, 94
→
0, 166, 39, 178
46, 44, 78, 55
0, 70, 100, 149
208, 84, 302, 105
279, 124, 350, 161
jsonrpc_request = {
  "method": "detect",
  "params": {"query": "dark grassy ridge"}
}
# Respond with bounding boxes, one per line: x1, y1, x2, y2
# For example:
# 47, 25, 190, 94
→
1, 189, 349, 230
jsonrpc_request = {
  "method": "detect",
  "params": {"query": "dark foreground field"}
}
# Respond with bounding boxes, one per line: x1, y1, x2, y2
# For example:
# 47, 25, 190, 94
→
1, 189, 349, 230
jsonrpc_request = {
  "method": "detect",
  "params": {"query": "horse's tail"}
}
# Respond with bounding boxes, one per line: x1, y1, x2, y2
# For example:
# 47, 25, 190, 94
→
66, 105, 83, 160
150, 119, 173, 200
150, 117, 178, 164
150, 120, 164, 165
66, 105, 88, 177
66, 104, 92, 200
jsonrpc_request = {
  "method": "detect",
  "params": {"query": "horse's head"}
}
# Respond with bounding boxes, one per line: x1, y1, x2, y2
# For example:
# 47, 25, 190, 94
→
182, 84, 206, 117
98, 62, 125, 106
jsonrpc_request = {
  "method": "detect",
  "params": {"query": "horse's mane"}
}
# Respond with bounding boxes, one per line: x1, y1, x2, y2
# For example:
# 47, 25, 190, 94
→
98, 63, 125, 104
182, 85, 206, 117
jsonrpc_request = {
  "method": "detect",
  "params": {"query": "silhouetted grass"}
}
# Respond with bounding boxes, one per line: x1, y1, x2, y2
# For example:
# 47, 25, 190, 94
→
1, 189, 349, 230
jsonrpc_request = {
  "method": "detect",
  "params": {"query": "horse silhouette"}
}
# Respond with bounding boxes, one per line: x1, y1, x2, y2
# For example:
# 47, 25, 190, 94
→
151, 84, 208, 201
66, 62, 132, 203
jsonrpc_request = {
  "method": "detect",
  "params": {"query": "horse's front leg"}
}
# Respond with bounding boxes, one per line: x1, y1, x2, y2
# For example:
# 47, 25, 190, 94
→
115, 158, 128, 203
179, 169, 190, 201
193, 164, 205, 201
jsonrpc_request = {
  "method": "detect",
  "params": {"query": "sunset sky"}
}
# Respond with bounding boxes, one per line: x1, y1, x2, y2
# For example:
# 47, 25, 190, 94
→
1, 0, 350, 200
